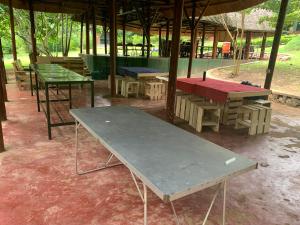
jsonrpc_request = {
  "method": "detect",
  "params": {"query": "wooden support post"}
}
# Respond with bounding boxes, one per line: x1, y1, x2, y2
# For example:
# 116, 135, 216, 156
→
146, 27, 151, 58
109, 0, 116, 96
142, 31, 145, 57
158, 26, 162, 57
29, 0, 37, 63
80, 14, 84, 54
244, 32, 251, 60
0, 38, 8, 84
166, 0, 184, 123
264, 0, 289, 89
92, 7, 97, 55
104, 16, 108, 55
9, 0, 17, 61
200, 24, 205, 58
122, 19, 126, 56
0, 121, 4, 152
260, 32, 267, 60
165, 20, 170, 57
187, 2, 196, 78
212, 28, 218, 59
85, 11, 90, 54
0, 38, 8, 103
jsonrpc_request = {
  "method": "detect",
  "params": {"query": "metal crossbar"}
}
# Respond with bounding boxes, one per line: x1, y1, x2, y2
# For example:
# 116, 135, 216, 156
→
75, 121, 123, 175
170, 181, 227, 225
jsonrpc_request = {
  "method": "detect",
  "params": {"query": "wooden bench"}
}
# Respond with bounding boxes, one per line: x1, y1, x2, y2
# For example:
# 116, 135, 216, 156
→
189, 102, 221, 132
144, 82, 165, 100
12, 60, 31, 90
221, 98, 243, 125
108, 75, 124, 95
235, 104, 272, 135
36, 56, 90, 76
121, 78, 140, 98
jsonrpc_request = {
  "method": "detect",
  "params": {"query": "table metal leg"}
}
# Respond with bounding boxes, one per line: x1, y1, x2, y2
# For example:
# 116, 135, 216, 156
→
45, 83, 51, 140
69, 83, 72, 109
130, 171, 148, 225
170, 202, 180, 225
223, 180, 227, 225
144, 183, 147, 225
29, 68, 33, 96
35, 72, 40, 112
202, 183, 222, 225
91, 82, 94, 107
75, 121, 122, 175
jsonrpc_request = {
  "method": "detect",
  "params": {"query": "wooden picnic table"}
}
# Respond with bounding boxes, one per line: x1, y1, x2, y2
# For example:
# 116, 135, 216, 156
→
176, 78, 271, 102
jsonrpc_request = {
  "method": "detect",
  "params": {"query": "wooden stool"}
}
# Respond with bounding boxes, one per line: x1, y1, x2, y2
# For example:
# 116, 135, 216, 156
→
175, 92, 192, 119
190, 102, 221, 132
144, 82, 165, 100
221, 98, 243, 125
235, 105, 272, 135
108, 75, 124, 95
121, 79, 140, 97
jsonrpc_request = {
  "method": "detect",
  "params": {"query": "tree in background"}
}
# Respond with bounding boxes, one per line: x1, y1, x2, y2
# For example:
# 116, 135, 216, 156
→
258, 0, 300, 30
221, 10, 246, 76
0, 5, 80, 57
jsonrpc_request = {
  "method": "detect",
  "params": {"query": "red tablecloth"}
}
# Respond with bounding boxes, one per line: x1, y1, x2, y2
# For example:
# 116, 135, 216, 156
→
176, 78, 267, 102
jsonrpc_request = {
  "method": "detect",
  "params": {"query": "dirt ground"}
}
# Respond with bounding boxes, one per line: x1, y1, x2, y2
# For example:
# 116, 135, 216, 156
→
0, 76, 299, 225
208, 63, 300, 96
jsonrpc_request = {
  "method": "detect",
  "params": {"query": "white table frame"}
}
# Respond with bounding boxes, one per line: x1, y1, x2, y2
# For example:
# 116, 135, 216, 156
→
75, 120, 228, 225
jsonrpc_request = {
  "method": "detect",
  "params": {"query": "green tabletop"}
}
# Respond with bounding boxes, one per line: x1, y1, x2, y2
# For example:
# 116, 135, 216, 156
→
31, 64, 92, 84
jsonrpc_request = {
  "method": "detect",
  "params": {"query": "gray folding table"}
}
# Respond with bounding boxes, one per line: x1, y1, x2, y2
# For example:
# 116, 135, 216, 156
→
70, 105, 257, 225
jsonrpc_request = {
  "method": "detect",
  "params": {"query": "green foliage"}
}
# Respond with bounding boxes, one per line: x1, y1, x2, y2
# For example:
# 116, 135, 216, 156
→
250, 34, 297, 47
257, 0, 300, 29
281, 35, 300, 51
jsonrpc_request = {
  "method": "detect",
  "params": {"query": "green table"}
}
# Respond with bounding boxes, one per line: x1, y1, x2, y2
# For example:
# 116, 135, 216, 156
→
30, 64, 94, 139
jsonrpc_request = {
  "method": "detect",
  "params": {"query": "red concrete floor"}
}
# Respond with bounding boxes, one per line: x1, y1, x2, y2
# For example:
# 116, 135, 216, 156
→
0, 79, 299, 225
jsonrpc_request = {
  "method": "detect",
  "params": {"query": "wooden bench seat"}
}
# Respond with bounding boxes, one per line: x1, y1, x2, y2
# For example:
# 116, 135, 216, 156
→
235, 104, 272, 135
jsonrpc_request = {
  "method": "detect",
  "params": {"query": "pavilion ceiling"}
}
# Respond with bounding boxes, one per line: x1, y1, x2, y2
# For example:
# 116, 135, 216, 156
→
0, 0, 268, 16
0, 0, 270, 35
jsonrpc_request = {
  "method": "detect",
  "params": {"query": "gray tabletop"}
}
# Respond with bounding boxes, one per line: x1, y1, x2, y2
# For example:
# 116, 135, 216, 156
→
70, 106, 257, 202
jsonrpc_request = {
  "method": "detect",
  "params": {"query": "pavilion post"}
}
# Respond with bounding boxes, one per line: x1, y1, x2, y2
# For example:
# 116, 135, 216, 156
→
0, 38, 8, 102
109, 0, 116, 96
186, 1, 197, 78
260, 32, 267, 60
187, 1, 197, 78
92, 7, 97, 55
29, 0, 37, 63
85, 11, 90, 54
142, 31, 145, 57
264, 0, 289, 89
0, 37, 8, 103
0, 37, 8, 84
212, 28, 218, 59
244, 32, 251, 60
80, 14, 84, 54
0, 121, 4, 152
166, 0, 184, 123
8, 0, 17, 61
200, 24, 206, 58
146, 6, 151, 59
158, 26, 162, 57
146, 27, 151, 58
104, 16, 108, 55
165, 19, 170, 57
122, 19, 126, 56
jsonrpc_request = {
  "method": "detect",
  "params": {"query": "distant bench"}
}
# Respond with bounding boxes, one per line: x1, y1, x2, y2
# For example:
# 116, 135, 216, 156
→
36, 56, 90, 76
